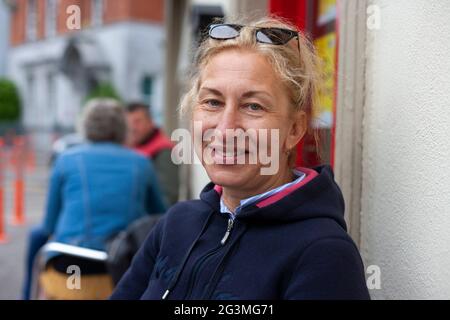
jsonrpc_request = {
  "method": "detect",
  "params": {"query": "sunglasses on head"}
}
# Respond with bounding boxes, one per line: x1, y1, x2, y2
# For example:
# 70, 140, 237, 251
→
208, 23, 299, 46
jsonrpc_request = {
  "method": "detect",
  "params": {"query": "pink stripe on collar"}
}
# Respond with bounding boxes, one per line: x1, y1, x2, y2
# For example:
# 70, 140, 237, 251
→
212, 167, 319, 207
255, 167, 319, 208
214, 185, 223, 195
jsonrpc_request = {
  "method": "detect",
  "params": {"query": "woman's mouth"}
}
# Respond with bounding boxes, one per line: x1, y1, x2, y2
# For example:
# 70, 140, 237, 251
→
208, 145, 249, 165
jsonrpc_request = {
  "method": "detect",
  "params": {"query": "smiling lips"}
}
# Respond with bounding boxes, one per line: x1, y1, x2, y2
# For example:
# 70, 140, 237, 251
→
207, 144, 249, 164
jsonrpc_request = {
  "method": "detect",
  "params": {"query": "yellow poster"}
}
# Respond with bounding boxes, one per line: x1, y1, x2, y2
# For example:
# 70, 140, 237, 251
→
318, 0, 337, 26
313, 32, 336, 129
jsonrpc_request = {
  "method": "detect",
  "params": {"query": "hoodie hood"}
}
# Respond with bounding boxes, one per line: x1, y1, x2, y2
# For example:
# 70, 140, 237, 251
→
199, 165, 346, 230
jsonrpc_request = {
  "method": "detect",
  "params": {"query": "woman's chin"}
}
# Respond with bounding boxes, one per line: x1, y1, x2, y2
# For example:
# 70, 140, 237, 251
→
205, 163, 258, 188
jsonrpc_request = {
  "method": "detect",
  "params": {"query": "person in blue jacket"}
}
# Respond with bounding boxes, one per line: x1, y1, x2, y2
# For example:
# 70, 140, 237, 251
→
22, 99, 166, 299
110, 17, 370, 300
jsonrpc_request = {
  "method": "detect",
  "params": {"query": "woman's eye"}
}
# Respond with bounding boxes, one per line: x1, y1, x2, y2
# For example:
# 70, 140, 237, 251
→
245, 103, 264, 112
204, 99, 222, 108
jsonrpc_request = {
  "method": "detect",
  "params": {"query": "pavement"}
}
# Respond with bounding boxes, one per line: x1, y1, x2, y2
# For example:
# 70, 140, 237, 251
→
0, 147, 49, 300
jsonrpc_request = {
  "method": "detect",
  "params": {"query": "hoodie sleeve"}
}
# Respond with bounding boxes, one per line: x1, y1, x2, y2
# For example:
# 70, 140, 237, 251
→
109, 217, 165, 300
283, 238, 371, 300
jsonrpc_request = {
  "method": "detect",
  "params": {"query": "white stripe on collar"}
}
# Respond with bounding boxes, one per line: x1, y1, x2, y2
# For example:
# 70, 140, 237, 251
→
219, 169, 306, 218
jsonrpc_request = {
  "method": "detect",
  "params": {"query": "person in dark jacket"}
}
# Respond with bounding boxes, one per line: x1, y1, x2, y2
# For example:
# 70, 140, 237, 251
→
126, 102, 179, 205
110, 17, 370, 300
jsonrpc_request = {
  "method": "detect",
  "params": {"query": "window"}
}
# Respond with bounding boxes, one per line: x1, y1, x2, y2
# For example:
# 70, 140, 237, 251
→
91, 0, 104, 27
26, 0, 37, 41
45, 0, 57, 37
141, 75, 154, 107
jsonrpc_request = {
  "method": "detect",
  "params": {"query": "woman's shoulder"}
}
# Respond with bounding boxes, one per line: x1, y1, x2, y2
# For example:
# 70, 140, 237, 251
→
292, 216, 356, 247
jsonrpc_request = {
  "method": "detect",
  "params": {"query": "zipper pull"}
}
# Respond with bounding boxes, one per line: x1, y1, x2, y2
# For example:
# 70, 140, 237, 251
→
221, 218, 234, 245
162, 289, 170, 300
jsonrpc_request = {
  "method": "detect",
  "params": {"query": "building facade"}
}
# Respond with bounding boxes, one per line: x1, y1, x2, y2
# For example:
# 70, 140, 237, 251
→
7, 0, 165, 130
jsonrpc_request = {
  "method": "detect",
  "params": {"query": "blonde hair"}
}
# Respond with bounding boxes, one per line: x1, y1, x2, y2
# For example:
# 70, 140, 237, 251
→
180, 15, 323, 162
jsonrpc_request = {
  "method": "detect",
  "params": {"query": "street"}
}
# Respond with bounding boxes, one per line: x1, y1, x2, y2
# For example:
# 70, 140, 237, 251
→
0, 148, 49, 299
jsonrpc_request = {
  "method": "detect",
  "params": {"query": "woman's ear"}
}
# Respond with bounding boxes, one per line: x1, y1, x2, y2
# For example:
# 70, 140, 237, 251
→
285, 110, 307, 151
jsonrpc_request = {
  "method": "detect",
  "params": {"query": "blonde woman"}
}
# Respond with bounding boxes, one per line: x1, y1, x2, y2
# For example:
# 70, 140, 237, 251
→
111, 17, 370, 300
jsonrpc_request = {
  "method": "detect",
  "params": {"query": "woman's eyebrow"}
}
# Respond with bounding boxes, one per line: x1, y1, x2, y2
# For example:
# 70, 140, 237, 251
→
199, 87, 223, 97
199, 87, 274, 102
241, 90, 273, 100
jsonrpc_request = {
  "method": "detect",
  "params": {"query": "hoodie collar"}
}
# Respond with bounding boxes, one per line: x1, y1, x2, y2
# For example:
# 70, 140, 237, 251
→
200, 165, 346, 230
219, 169, 307, 218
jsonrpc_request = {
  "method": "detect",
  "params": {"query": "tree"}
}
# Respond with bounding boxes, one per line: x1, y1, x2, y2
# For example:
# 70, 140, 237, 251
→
0, 78, 21, 122
84, 82, 121, 103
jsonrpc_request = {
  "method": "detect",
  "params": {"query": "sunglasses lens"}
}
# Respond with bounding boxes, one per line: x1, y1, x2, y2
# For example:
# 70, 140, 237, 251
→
256, 28, 295, 45
209, 25, 240, 40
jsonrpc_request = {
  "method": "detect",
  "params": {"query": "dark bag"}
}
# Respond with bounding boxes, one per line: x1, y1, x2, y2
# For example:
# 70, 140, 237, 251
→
106, 214, 163, 285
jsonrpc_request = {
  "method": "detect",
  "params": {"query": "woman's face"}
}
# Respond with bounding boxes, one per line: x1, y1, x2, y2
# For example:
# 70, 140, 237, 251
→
192, 49, 306, 193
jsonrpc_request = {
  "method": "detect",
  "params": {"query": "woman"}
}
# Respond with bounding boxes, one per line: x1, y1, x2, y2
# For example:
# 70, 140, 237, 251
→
23, 99, 166, 299
111, 17, 370, 300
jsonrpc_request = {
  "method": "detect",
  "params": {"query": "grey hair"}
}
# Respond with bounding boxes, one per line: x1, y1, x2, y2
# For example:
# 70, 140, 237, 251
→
80, 98, 127, 144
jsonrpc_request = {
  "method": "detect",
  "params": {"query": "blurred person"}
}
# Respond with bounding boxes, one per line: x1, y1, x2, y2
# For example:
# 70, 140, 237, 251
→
125, 103, 179, 205
22, 99, 167, 300
111, 17, 370, 300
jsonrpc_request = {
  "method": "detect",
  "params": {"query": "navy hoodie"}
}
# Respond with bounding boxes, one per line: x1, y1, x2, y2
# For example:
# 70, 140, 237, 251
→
110, 165, 370, 300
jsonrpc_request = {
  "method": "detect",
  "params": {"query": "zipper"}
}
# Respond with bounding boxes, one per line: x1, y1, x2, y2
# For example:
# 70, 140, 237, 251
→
183, 215, 235, 299
220, 218, 235, 245
202, 223, 247, 299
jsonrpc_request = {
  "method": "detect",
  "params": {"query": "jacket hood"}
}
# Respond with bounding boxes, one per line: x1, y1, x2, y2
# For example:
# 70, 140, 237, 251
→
199, 165, 346, 230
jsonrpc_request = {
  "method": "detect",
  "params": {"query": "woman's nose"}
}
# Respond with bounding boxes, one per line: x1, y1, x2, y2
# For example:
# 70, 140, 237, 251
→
215, 104, 240, 133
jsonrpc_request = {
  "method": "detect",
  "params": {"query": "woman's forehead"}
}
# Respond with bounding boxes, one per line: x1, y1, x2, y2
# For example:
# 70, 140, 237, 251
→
200, 49, 281, 92
204, 49, 271, 72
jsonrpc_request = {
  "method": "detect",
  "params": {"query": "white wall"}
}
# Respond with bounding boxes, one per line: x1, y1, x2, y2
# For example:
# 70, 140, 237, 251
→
361, 0, 450, 299
0, 1, 10, 76
8, 37, 80, 129
93, 22, 165, 125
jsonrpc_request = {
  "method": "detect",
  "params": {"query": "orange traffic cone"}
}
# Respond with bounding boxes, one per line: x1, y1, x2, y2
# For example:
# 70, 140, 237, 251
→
0, 138, 8, 243
11, 136, 26, 226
